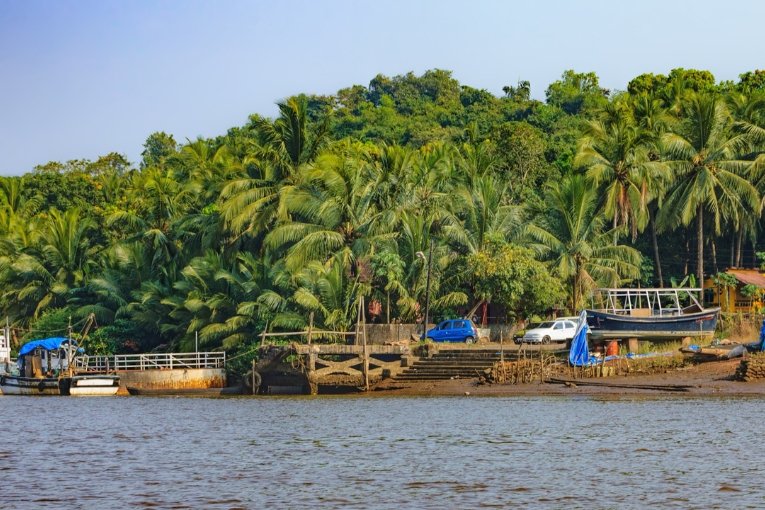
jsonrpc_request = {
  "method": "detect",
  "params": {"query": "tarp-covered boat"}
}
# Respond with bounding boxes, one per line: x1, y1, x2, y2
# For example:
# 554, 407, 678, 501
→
1, 337, 120, 396
586, 288, 720, 340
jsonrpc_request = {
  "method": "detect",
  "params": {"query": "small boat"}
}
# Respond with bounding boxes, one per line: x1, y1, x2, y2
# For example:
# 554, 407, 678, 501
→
586, 288, 720, 340
1, 337, 120, 396
126, 386, 242, 396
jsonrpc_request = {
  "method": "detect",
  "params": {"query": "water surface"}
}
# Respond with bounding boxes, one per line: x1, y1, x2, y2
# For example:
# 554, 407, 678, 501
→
2, 395, 763, 509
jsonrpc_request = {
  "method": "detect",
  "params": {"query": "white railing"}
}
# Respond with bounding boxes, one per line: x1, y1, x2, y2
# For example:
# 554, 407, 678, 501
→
75, 352, 226, 372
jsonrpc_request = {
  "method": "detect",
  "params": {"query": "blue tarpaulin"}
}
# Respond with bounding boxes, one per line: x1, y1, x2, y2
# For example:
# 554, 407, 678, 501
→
569, 311, 594, 366
18, 337, 76, 357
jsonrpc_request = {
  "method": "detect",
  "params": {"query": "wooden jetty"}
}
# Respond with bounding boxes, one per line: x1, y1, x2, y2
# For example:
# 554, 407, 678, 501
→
253, 342, 413, 395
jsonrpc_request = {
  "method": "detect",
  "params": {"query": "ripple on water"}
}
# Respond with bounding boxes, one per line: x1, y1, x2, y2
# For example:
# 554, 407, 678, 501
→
3, 396, 765, 509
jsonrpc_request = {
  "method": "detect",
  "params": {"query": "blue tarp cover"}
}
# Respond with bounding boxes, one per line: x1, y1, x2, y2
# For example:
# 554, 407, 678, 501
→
569, 311, 594, 366
18, 337, 75, 357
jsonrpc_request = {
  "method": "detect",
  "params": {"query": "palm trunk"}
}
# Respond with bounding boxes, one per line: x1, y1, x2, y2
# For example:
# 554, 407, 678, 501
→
572, 261, 581, 312
730, 236, 735, 268
711, 239, 718, 275
649, 207, 663, 287
386, 289, 390, 324
736, 230, 743, 267
696, 207, 704, 285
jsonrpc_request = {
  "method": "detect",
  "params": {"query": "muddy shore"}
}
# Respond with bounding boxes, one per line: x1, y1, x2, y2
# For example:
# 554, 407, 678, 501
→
371, 359, 765, 397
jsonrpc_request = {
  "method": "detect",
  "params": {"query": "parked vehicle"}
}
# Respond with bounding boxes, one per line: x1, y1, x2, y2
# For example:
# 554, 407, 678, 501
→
513, 323, 540, 345
521, 318, 578, 344
423, 319, 479, 343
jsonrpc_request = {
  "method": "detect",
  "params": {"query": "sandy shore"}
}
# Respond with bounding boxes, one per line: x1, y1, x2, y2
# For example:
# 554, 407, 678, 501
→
371, 359, 765, 397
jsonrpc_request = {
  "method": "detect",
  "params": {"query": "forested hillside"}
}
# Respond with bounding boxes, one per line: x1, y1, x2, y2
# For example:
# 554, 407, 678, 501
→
2, 68, 764, 357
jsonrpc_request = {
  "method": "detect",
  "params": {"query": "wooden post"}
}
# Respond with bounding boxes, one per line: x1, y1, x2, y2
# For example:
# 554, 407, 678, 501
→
307, 312, 314, 345
500, 330, 504, 364
354, 297, 362, 346
361, 296, 369, 391
260, 320, 269, 347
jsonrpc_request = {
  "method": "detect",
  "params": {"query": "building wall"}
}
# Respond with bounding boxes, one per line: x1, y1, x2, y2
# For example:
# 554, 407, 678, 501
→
703, 277, 763, 313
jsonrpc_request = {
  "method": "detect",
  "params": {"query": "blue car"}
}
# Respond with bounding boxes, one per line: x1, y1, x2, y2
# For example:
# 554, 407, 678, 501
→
422, 319, 479, 343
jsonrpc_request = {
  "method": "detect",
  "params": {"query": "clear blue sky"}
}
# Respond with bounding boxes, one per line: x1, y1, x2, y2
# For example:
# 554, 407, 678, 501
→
0, 0, 762, 175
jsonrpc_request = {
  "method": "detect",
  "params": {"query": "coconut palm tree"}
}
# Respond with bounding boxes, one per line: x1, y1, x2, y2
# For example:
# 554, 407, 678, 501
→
658, 92, 760, 284
527, 175, 642, 311
265, 148, 392, 273
220, 95, 330, 241
576, 104, 668, 241
443, 173, 525, 253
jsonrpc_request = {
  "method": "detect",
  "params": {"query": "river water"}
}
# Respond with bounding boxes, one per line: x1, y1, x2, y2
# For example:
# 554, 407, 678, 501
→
1, 395, 763, 509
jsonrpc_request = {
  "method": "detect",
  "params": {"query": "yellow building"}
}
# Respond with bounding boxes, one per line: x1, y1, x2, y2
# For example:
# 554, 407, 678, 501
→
703, 269, 765, 313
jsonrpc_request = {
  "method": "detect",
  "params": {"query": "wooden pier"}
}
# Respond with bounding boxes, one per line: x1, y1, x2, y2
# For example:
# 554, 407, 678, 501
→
253, 343, 413, 395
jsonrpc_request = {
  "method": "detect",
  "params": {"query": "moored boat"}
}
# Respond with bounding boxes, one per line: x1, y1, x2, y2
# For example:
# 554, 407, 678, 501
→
0, 337, 120, 396
586, 288, 720, 340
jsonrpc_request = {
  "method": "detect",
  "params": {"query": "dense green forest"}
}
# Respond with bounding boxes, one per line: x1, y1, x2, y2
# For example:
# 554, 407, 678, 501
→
2, 68, 765, 358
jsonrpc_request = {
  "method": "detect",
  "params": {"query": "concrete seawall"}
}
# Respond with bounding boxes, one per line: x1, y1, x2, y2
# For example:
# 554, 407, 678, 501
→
118, 368, 226, 390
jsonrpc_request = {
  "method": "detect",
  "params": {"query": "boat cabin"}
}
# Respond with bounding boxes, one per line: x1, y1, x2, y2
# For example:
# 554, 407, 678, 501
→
592, 288, 705, 317
16, 337, 78, 378
0, 332, 9, 369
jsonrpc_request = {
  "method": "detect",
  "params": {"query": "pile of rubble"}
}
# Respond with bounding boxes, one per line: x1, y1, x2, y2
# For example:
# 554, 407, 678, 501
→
735, 352, 765, 381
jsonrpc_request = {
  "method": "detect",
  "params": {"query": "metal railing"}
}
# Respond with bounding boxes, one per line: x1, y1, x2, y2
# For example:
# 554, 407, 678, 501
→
75, 352, 226, 372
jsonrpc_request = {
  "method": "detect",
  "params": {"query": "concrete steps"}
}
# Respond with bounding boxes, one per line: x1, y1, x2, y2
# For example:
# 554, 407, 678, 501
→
394, 349, 512, 382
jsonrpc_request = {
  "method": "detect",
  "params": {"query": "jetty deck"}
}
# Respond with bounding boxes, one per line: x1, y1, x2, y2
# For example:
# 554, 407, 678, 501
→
253, 341, 565, 394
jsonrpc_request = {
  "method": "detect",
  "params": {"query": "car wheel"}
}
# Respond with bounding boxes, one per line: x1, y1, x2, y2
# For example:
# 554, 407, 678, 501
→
542, 335, 551, 344
465, 336, 475, 344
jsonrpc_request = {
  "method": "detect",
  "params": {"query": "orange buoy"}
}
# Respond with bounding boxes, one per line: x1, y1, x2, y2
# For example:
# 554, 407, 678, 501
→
606, 341, 619, 356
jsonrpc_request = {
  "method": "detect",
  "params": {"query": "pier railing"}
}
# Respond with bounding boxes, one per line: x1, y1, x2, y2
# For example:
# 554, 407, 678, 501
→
75, 352, 226, 372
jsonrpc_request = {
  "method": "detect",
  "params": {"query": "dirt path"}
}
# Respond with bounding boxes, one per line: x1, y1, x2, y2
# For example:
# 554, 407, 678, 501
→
371, 359, 765, 397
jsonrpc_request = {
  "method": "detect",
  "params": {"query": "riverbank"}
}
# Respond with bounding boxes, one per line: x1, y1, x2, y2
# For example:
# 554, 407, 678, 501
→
371, 358, 765, 397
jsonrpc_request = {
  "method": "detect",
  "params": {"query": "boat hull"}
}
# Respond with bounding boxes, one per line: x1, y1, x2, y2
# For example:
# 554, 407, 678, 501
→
0, 375, 61, 395
126, 386, 241, 396
0, 374, 120, 396
68, 375, 120, 396
586, 308, 720, 340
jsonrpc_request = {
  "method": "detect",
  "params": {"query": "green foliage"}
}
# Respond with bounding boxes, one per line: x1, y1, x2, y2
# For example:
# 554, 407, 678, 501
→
22, 306, 74, 342
141, 132, 178, 169
3, 67, 765, 352
545, 70, 609, 115
88, 319, 149, 354
467, 245, 564, 319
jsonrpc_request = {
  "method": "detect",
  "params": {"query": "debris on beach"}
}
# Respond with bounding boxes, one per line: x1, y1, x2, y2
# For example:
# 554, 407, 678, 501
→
735, 353, 765, 381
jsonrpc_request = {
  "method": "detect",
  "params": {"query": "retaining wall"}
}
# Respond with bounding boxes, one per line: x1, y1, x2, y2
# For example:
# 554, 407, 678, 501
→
117, 368, 226, 390
363, 323, 518, 344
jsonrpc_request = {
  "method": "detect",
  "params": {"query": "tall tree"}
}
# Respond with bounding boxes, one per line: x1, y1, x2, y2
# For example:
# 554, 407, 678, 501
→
528, 175, 642, 310
658, 93, 760, 283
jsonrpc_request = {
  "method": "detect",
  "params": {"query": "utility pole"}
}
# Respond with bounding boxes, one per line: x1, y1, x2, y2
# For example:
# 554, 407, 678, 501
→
416, 238, 434, 338
424, 238, 433, 337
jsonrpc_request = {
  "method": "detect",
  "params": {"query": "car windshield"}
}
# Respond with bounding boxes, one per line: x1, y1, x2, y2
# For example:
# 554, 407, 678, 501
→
537, 321, 554, 328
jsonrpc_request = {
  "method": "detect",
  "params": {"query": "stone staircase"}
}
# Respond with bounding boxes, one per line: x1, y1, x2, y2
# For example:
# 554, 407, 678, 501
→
395, 349, 513, 382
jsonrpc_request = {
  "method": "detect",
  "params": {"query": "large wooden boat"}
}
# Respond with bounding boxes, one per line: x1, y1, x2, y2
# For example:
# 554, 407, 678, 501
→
0, 337, 120, 396
586, 288, 720, 340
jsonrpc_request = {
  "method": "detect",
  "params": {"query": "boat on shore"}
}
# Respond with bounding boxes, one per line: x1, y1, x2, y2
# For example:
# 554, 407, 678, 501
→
586, 288, 720, 341
0, 337, 120, 396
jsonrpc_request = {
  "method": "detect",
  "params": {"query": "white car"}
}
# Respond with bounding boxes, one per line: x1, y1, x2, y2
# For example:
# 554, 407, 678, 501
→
521, 318, 578, 344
